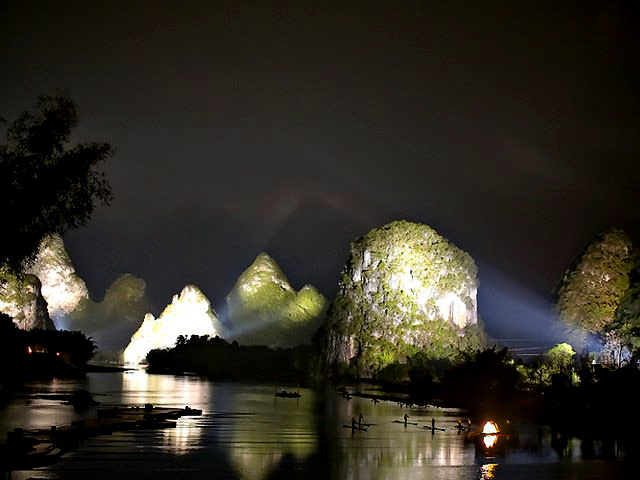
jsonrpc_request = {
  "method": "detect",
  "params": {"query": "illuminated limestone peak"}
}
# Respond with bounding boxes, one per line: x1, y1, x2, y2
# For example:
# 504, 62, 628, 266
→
25, 234, 89, 326
68, 273, 152, 352
327, 220, 480, 373
0, 270, 55, 330
227, 252, 327, 347
123, 284, 223, 365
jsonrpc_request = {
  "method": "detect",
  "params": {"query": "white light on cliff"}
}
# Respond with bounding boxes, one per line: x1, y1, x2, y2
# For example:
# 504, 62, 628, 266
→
226, 252, 327, 347
26, 235, 89, 326
123, 285, 223, 365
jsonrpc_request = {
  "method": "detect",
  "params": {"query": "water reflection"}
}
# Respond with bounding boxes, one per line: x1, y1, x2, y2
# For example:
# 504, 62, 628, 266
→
225, 386, 318, 479
480, 463, 498, 479
0, 378, 90, 436
0, 373, 634, 479
483, 435, 497, 449
161, 417, 200, 455
121, 370, 211, 408
121, 370, 209, 455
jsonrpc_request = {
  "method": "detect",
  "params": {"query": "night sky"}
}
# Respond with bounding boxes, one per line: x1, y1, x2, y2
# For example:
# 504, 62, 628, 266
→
2, 1, 639, 341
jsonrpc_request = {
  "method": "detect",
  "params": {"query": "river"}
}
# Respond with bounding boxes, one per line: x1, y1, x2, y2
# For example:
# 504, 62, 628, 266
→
0, 371, 635, 479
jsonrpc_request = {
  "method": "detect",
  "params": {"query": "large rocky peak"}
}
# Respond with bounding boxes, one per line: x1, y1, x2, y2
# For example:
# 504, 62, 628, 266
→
0, 234, 89, 331
68, 273, 152, 352
26, 234, 89, 325
556, 228, 634, 334
327, 220, 478, 372
123, 284, 224, 365
227, 252, 327, 347
1, 235, 153, 355
0, 272, 55, 330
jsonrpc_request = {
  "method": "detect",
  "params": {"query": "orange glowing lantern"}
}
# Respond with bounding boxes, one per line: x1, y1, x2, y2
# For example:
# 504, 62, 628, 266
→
482, 421, 498, 434
482, 421, 499, 448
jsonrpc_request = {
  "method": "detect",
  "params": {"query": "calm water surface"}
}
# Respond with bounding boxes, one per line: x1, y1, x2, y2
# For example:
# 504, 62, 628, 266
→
0, 371, 635, 479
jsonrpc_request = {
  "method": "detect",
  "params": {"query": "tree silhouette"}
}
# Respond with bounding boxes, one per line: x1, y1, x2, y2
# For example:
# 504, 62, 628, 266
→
0, 93, 113, 271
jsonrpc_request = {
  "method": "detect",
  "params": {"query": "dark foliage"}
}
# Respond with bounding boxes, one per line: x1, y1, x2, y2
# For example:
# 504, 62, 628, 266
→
406, 344, 640, 437
437, 347, 520, 410
610, 250, 640, 358
146, 334, 319, 383
0, 93, 113, 271
0, 312, 95, 381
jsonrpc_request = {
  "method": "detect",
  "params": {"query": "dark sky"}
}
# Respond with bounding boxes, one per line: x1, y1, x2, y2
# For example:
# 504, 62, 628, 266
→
2, 1, 639, 340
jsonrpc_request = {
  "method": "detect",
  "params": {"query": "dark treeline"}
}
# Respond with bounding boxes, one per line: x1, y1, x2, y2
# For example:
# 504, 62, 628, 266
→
0, 313, 95, 383
146, 334, 320, 383
405, 346, 640, 439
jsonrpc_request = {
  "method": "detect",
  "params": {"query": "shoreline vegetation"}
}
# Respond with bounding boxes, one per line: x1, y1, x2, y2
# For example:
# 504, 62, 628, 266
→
0, 313, 95, 385
144, 333, 640, 443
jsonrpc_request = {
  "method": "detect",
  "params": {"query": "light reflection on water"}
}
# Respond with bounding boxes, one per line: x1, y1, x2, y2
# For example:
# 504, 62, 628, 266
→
0, 372, 636, 479
481, 463, 499, 479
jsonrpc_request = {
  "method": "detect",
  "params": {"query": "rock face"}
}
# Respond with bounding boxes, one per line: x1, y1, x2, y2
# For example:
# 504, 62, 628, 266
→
0, 234, 90, 331
326, 220, 478, 373
123, 284, 224, 365
0, 272, 56, 330
17, 235, 151, 353
226, 252, 327, 347
68, 273, 153, 352
556, 228, 634, 334
25, 235, 89, 326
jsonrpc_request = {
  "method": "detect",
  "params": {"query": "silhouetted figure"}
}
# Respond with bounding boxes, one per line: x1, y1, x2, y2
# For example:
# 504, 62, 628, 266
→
431, 418, 436, 430
351, 416, 357, 430
358, 413, 364, 427
404, 413, 409, 426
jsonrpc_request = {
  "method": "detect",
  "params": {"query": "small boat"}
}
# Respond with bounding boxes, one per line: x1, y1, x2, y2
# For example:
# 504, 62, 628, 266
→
423, 425, 445, 431
181, 406, 203, 416
393, 420, 418, 425
343, 424, 368, 431
275, 390, 301, 398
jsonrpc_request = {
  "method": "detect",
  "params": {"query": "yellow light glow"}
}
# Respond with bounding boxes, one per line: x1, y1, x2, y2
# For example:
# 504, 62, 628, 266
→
483, 434, 498, 449
482, 421, 498, 434
123, 285, 222, 365
482, 421, 499, 448
481, 463, 498, 479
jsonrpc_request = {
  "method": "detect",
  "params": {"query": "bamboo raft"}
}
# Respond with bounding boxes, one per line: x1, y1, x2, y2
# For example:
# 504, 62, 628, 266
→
0, 404, 202, 471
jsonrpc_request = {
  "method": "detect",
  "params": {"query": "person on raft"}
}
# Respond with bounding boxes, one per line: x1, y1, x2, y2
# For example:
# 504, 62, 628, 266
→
404, 413, 409, 426
351, 417, 357, 429
358, 413, 364, 427
431, 418, 436, 430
